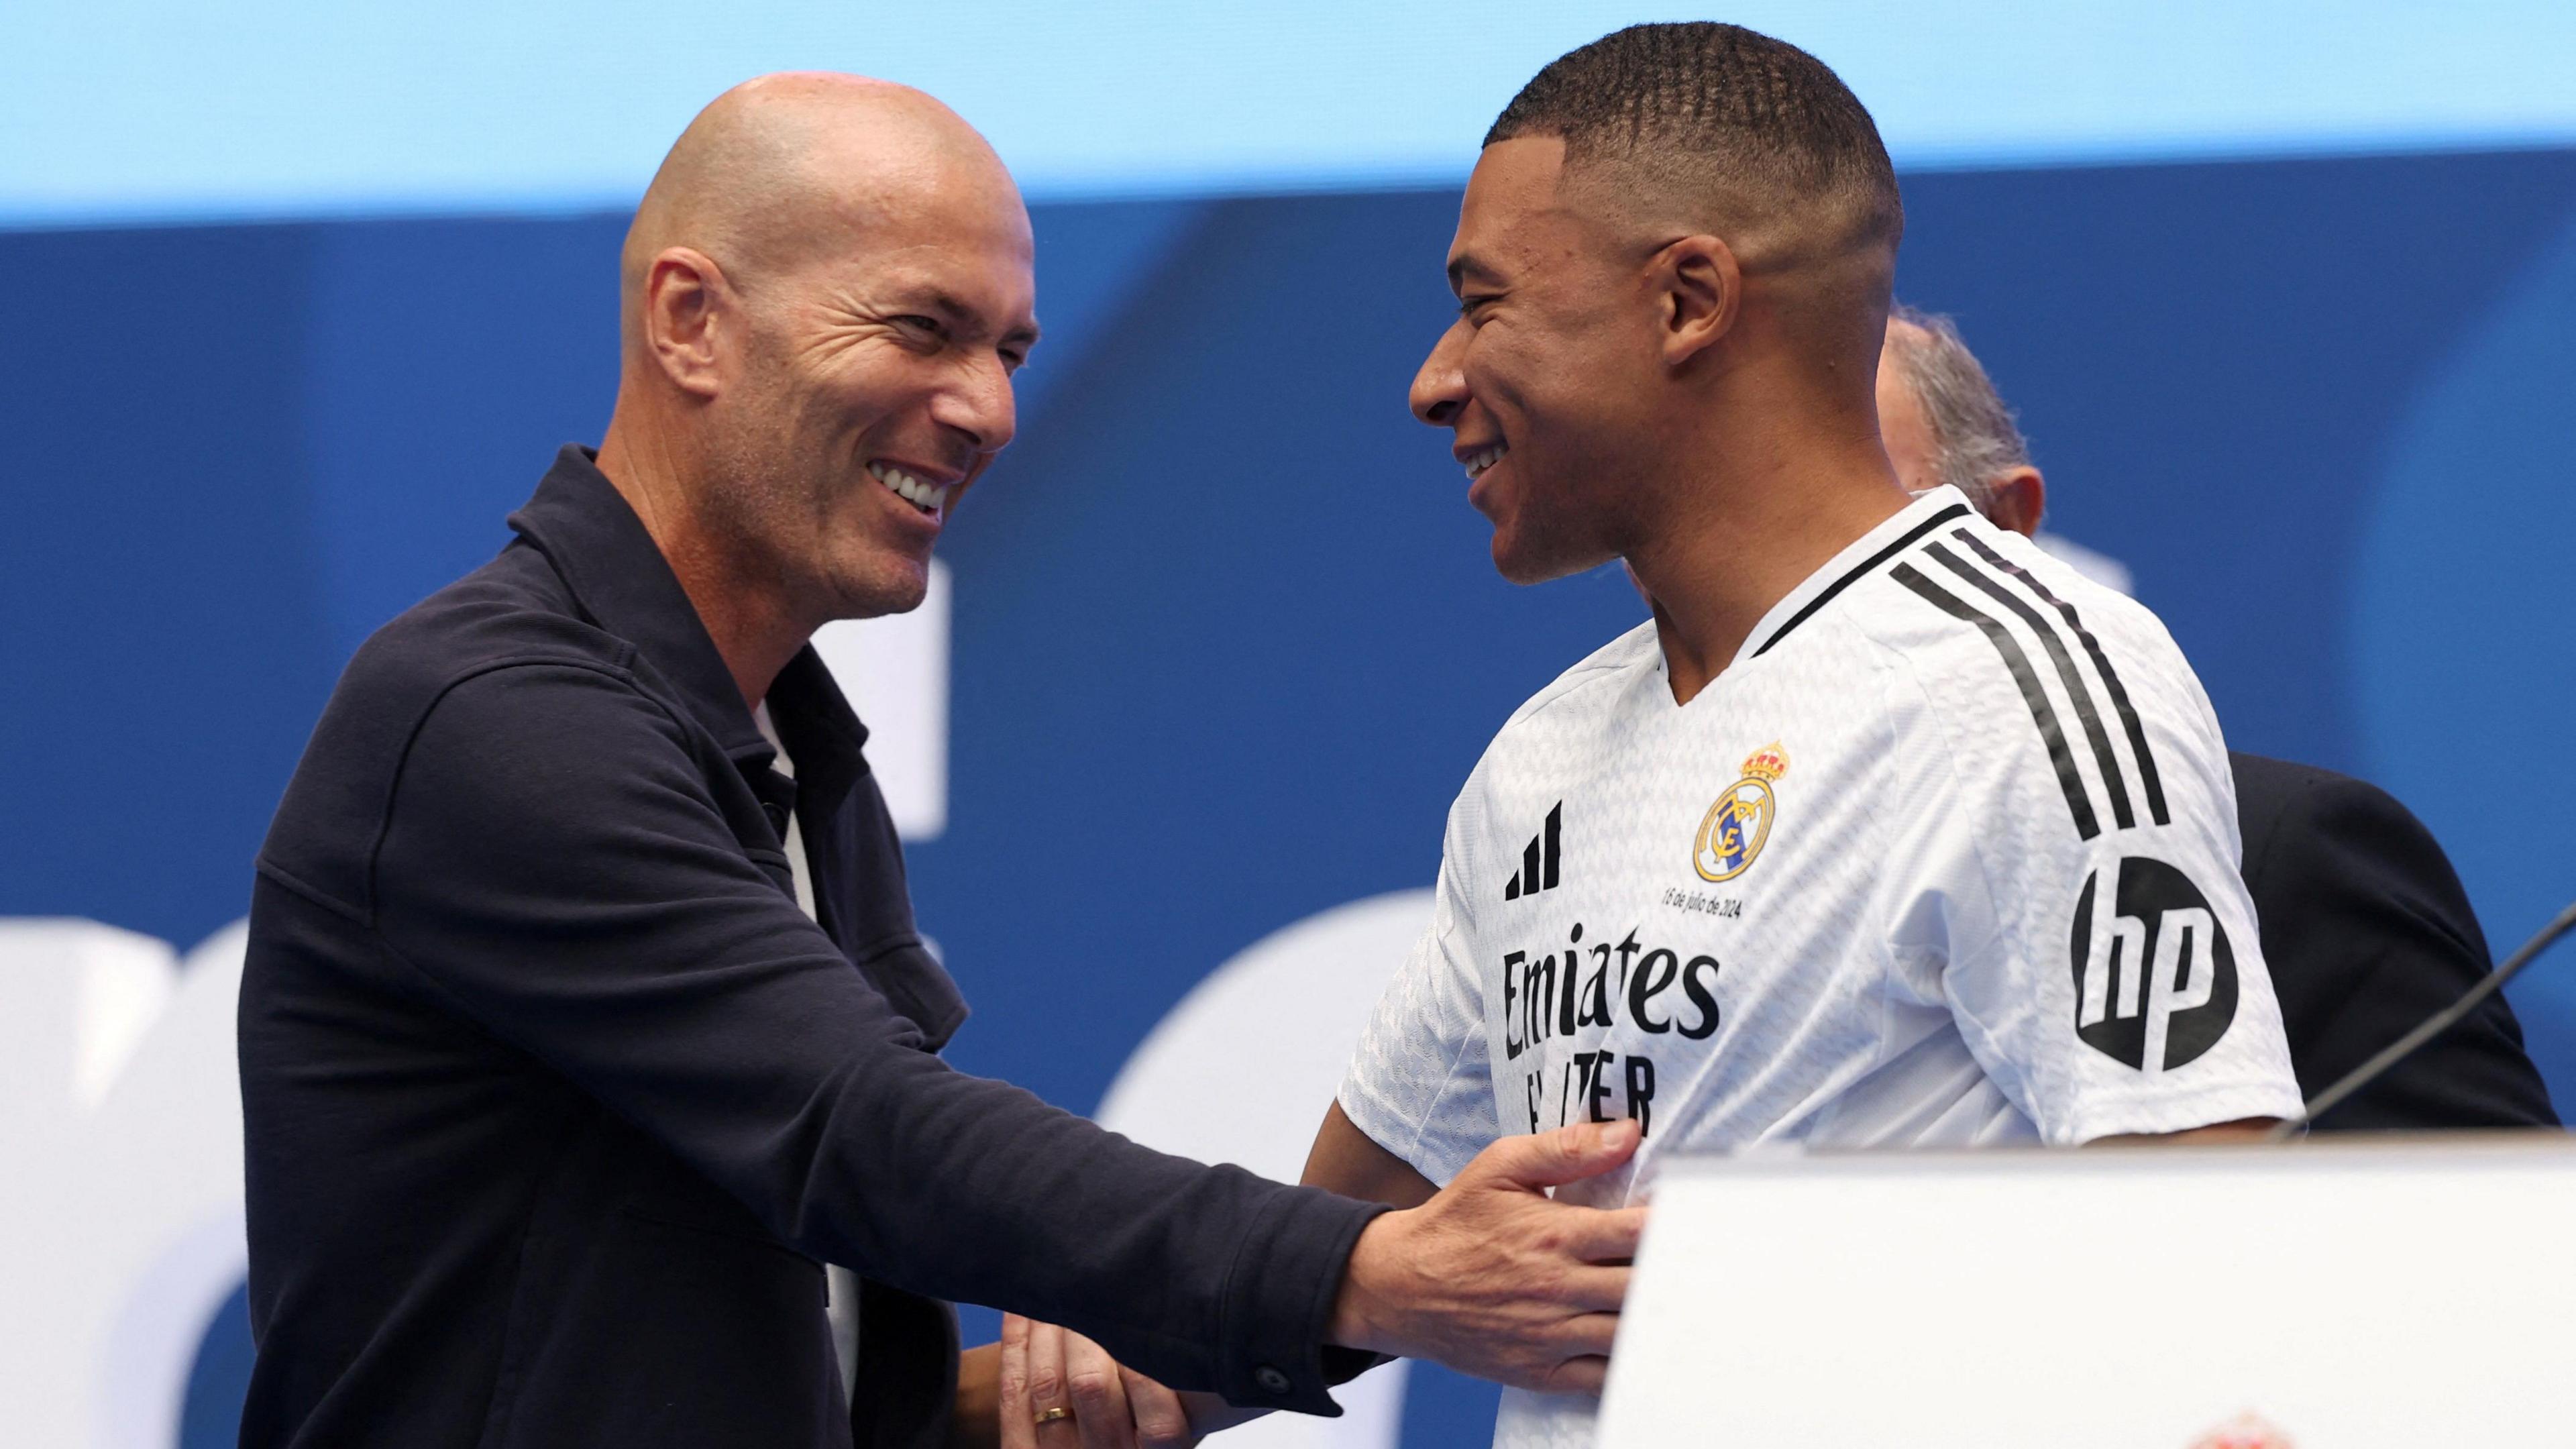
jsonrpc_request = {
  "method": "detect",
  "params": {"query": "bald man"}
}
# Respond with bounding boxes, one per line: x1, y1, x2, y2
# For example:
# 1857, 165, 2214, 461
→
239, 75, 1640, 1449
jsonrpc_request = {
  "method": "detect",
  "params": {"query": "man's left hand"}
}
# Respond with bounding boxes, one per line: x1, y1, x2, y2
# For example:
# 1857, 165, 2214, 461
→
998, 1313, 1204, 1449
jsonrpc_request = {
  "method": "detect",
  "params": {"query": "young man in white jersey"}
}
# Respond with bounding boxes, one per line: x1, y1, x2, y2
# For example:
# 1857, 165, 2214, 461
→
1296, 23, 2304, 1444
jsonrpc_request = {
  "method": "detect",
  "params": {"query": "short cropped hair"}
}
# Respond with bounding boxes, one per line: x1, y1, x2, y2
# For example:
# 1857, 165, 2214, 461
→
1487, 22, 1902, 253
1884, 304, 2033, 514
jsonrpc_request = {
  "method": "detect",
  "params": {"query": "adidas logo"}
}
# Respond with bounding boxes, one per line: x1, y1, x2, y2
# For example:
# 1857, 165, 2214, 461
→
1505, 802, 1563, 901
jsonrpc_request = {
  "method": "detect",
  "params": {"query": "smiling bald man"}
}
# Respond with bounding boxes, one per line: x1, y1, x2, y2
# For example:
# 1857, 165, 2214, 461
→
237, 74, 1643, 1449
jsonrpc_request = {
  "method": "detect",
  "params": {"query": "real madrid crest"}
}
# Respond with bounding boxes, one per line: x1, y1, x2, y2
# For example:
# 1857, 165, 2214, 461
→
1693, 743, 1787, 883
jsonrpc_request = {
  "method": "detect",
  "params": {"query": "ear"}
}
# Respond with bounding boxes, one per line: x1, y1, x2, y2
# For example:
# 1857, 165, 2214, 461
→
640, 246, 735, 400
1654, 234, 1739, 368
1988, 466, 2047, 537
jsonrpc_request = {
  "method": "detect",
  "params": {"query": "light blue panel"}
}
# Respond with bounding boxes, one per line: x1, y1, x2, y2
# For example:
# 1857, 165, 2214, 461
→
9, 1, 2576, 227
2353, 201, 2576, 1081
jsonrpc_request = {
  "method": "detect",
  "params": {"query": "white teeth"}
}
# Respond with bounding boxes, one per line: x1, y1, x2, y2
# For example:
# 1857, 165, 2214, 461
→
1462, 443, 1509, 479
868, 463, 950, 516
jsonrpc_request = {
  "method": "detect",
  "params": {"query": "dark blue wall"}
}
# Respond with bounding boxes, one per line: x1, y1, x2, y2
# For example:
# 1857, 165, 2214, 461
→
9, 147, 2575, 1448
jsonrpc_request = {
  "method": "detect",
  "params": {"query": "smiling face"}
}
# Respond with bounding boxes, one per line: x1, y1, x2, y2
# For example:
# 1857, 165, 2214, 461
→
1411, 138, 1673, 584
695, 152, 1036, 622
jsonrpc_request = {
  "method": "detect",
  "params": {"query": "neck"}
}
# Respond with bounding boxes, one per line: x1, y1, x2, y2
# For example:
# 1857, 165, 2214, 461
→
1625, 417, 1909, 706
595, 396, 811, 710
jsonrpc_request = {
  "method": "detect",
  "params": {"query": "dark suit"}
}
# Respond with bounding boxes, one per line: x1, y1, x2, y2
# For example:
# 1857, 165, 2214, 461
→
240, 449, 1378, 1449
2234, 752, 2557, 1130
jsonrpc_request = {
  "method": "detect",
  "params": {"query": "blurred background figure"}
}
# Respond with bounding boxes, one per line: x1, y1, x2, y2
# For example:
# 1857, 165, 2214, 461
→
1875, 305, 2559, 1131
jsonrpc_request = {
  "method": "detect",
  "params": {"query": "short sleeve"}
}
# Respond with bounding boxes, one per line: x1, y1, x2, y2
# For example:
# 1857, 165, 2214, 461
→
1878, 557, 2304, 1145
1338, 797, 1500, 1185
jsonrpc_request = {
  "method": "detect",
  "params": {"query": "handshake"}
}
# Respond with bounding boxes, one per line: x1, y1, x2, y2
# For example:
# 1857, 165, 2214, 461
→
958, 1118, 1648, 1449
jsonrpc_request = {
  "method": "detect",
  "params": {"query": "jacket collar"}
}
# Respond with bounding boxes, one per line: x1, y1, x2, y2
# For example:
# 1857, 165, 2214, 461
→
506, 445, 869, 806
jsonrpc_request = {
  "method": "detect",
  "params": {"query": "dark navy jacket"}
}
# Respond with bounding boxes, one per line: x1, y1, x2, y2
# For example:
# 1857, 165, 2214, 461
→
2232, 753, 2558, 1130
239, 447, 1380, 1449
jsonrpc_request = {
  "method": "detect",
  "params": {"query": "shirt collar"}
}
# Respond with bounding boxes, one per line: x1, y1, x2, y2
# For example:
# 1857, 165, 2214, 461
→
765, 644, 870, 815
505, 445, 870, 797
1727, 485, 1977, 670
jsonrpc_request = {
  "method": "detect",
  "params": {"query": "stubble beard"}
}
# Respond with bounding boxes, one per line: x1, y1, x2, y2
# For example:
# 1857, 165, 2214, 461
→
1494, 453, 1625, 586
698, 369, 929, 627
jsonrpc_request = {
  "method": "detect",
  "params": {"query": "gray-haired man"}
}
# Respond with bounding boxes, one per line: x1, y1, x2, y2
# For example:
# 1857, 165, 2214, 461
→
1874, 305, 2557, 1131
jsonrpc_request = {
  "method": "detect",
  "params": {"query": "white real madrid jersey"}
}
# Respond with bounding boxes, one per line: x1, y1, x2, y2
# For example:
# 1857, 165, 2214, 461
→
1338, 488, 2302, 1449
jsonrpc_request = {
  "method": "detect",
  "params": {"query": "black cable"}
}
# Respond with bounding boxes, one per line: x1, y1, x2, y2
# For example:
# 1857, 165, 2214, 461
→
2264, 897, 2576, 1143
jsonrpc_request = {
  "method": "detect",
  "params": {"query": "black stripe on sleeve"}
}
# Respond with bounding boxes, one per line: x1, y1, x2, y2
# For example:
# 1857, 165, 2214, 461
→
1924, 542, 2135, 830
1890, 561, 2100, 840
1948, 529, 2169, 826
1751, 502, 1970, 658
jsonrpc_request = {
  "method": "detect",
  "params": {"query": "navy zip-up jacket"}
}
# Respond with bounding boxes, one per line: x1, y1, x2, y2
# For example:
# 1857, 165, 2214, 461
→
238, 446, 1381, 1449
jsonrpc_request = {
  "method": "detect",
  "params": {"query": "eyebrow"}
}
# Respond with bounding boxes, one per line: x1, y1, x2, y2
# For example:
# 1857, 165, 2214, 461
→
1446, 253, 1503, 295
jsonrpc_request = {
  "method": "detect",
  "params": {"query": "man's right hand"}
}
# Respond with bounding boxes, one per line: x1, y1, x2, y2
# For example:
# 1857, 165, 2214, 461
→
1324, 1119, 1646, 1395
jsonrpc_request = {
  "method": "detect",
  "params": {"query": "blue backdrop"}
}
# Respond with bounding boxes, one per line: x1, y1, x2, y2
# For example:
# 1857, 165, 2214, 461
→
7, 146, 2575, 1446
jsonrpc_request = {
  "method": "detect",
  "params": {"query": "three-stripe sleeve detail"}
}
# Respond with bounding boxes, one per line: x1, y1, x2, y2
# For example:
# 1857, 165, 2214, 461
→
1923, 542, 2137, 830
1947, 529, 2169, 826
1890, 561, 2102, 839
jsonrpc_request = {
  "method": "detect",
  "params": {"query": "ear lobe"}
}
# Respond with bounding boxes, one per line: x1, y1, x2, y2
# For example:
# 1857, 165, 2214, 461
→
1659, 235, 1738, 368
643, 246, 731, 399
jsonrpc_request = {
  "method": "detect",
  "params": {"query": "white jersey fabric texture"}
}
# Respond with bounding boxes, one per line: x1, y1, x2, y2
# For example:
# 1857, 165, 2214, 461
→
1336, 488, 2302, 1449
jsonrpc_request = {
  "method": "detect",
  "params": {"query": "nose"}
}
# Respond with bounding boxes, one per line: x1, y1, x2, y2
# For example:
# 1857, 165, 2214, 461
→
1410, 321, 1470, 427
934, 351, 1018, 455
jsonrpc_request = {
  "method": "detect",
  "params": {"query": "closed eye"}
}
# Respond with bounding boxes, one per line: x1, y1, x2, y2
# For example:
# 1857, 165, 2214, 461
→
1457, 294, 1501, 320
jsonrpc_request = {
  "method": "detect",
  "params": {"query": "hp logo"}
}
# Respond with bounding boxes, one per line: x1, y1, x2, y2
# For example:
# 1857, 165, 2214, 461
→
2068, 855, 2239, 1072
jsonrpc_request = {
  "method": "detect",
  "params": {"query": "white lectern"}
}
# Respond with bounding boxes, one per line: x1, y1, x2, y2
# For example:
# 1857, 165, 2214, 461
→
1599, 1134, 2576, 1448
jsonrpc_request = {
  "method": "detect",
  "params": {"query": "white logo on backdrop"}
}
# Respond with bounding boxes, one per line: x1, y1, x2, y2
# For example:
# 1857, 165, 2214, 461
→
0, 920, 251, 1449
812, 558, 952, 840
